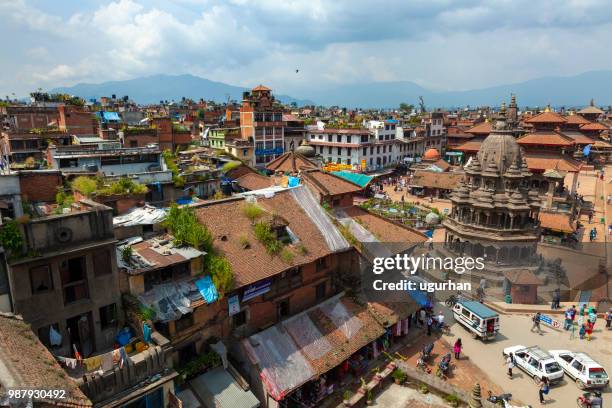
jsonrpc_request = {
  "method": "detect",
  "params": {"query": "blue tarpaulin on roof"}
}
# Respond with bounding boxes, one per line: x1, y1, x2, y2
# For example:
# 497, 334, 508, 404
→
288, 176, 300, 187
424, 230, 434, 238
101, 111, 121, 122
407, 289, 431, 307
583, 144, 592, 156
195, 276, 218, 304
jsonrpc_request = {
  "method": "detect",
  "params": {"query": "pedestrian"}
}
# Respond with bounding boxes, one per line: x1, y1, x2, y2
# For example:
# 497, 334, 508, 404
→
505, 353, 515, 378
589, 212, 594, 224
608, 223, 612, 235
564, 308, 572, 330
607, 194, 611, 204
453, 338, 462, 359
419, 308, 426, 328
570, 305, 577, 322
539, 377, 550, 404
531, 312, 542, 334
606, 308, 612, 329
426, 316, 433, 336
580, 303, 586, 317
579, 323, 586, 340
551, 288, 560, 310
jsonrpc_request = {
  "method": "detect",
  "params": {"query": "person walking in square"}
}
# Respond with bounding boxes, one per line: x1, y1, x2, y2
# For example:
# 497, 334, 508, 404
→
531, 312, 542, 334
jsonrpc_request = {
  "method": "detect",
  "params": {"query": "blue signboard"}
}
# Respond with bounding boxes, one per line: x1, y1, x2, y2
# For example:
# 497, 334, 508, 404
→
242, 279, 272, 302
228, 295, 240, 316
539, 314, 561, 329
255, 147, 284, 156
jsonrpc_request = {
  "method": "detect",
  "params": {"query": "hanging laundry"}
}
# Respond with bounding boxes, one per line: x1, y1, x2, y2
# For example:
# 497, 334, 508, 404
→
112, 349, 122, 367
83, 356, 102, 372
394, 322, 402, 336
101, 352, 114, 372
72, 344, 82, 361
119, 347, 129, 368
143, 322, 152, 343
372, 340, 380, 358
49, 326, 62, 347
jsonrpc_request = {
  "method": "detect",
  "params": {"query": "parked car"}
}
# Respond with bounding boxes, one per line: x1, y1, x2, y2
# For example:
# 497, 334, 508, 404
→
549, 350, 609, 389
502, 345, 564, 384
452, 300, 499, 341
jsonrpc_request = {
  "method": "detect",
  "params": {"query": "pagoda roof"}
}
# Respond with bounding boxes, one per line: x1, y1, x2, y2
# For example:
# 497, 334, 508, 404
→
524, 154, 582, 173
580, 122, 608, 131
524, 111, 567, 124
454, 140, 482, 152
565, 114, 592, 125
466, 121, 492, 135
577, 105, 604, 115
517, 131, 574, 147
252, 84, 271, 92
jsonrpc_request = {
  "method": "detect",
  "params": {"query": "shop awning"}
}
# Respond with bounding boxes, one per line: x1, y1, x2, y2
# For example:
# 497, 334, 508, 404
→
190, 367, 260, 408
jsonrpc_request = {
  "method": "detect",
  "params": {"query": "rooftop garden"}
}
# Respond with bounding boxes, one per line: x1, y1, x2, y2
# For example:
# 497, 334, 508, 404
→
164, 205, 234, 295
121, 125, 157, 135
162, 149, 185, 187
359, 197, 443, 227
242, 203, 298, 264
29, 92, 85, 106
71, 176, 148, 197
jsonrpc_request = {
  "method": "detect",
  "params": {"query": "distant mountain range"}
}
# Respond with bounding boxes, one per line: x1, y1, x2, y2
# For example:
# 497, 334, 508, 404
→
53, 71, 612, 108
52, 74, 314, 106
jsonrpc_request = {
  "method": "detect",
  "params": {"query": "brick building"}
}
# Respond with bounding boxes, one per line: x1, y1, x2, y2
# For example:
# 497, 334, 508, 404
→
240, 85, 285, 166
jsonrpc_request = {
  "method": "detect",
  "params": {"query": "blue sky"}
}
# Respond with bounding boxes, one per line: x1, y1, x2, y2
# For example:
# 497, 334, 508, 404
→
2, 0, 612, 97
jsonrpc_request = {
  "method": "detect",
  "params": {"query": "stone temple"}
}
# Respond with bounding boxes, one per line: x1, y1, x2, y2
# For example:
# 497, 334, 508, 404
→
442, 104, 542, 265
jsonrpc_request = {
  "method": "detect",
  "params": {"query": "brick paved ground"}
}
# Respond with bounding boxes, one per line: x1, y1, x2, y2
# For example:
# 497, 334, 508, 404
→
395, 328, 504, 398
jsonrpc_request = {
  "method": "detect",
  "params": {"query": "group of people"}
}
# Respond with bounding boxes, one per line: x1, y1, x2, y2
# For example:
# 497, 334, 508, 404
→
418, 308, 446, 336
563, 304, 603, 340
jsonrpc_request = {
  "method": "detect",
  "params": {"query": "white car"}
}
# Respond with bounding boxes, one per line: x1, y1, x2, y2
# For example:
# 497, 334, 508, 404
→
549, 350, 609, 389
503, 345, 564, 384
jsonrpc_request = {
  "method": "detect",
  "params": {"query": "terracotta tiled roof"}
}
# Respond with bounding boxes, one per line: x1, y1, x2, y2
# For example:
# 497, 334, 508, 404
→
431, 159, 451, 171
577, 106, 604, 115
194, 192, 344, 288
524, 154, 582, 172
367, 300, 418, 327
0, 313, 92, 408
539, 211, 576, 233
517, 131, 574, 147
466, 122, 492, 135
225, 164, 259, 179
524, 111, 567, 124
302, 170, 363, 196
454, 140, 482, 152
580, 122, 608, 131
341, 206, 427, 243
411, 170, 464, 190
266, 152, 317, 173
562, 131, 595, 145
504, 270, 543, 285
252, 85, 271, 91
235, 172, 272, 190
564, 114, 591, 125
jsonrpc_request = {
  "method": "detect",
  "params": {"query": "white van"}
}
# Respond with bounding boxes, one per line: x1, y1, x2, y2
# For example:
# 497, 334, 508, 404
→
452, 300, 499, 341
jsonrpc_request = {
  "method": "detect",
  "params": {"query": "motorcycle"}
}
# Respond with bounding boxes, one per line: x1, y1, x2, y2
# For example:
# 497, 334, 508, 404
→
421, 342, 434, 362
577, 391, 602, 408
487, 391, 532, 408
436, 353, 452, 379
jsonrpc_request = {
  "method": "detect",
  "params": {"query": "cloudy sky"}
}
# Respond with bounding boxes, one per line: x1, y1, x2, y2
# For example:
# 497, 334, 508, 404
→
2, 0, 612, 97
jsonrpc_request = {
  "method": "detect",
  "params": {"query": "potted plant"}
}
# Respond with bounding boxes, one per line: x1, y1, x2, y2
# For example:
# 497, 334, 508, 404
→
392, 369, 407, 385
445, 393, 460, 407
366, 389, 373, 406
343, 390, 351, 406
357, 378, 367, 394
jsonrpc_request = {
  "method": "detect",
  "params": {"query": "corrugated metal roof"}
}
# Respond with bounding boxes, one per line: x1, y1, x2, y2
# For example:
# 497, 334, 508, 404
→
332, 171, 373, 187
190, 367, 260, 408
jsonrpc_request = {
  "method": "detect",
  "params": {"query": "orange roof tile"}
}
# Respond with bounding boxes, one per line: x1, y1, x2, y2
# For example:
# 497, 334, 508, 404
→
252, 84, 271, 91
564, 114, 591, 125
342, 206, 427, 244
235, 172, 272, 190
580, 122, 608, 131
466, 122, 492, 135
454, 140, 482, 152
517, 131, 574, 147
266, 151, 317, 173
524, 111, 567, 124
302, 170, 363, 196
524, 154, 582, 172
194, 191, 345, 288
539, 211, 576, 233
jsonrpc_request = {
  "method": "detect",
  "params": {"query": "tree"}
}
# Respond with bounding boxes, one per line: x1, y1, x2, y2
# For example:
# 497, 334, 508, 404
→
399, 103, 414, 113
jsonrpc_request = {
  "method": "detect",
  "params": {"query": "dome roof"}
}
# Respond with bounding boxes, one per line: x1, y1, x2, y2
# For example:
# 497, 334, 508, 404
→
476, 120, 524, 175
295, 140, 316, 157
423, 148, 441, 161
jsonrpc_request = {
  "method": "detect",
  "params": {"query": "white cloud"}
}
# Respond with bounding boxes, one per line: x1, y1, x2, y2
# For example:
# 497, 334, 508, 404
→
1, 0, 612, 97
